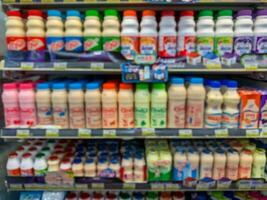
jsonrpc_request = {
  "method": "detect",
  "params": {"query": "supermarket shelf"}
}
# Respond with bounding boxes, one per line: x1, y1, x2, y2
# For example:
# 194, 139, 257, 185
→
1, 128, 266, 139
6, 176, 267, 192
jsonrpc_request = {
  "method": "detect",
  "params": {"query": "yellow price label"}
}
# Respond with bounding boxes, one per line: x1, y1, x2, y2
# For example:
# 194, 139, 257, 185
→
16, 130, 30, 138
41, 0, 54, 2
103, 129, 116, 137
21, 62, 34, 70
215, 129, 229, 138
45, 129, 59, 137
141, 128, 156, 136
179, 129, 193, 138
78, 129, 92, 138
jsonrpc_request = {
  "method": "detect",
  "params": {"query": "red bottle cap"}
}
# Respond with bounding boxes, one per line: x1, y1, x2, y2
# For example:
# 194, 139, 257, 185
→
7, 10, 21, 17
28, 10, 43, 18
161, 11, 175, 16
180, 10, 194, 17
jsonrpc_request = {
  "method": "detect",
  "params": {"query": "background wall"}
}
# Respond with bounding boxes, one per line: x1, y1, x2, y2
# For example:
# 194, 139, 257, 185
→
0, 2, 5, 57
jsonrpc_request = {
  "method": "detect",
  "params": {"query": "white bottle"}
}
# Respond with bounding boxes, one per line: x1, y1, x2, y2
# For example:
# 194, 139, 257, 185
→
197, 10, 215, 56
34, 153, 47, 176
252, 149, 266, 178
151, 83, 167, 128
20, 153, 34, 176
254, 9, 267, 54
177, 10, 196, 56
173, 150, 187, 181
7, 152, 21, 176
187, 149, 199, 179
85, 82, 102, 128
186, 78, 206, 128
159, 11, 177, 58
215, 10, 234, 56
226, 149, 240, 180
200, 149, 213, 179
234, 10, 254, 58
222, 81, 240, 128
213, 149, 226, 180
140, 10, 158, 55
239, 149, 253, 179
205, 81, 223, 128
121, 10, 139, 60
118, 83, 134, 128
168, 77, 186, 128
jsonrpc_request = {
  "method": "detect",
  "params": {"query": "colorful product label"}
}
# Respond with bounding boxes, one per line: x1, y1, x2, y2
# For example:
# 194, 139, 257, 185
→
135, 104, 150, 128
53, 105, 68, 128
222, 111, 239, 128
4, 106, 20, 127
254, 36, 267, 54
168, 101, 185, 128
173, 160, 187, 181
35, 168, 47, 176
102, 106, 117, 128
239, 166, 251, 179
186, 100, 204, 128
205, 111, 222, 128
37, 106, 53, 125
159, 36, 177, 58
119, 104, 134, 128
215, 36, 233, 56
20, 107, 37, 126
151, 104, 167, 128
65, 37, 83, 52
21, 168, 34, 176
260, 94, 267, 128
27, 37, 46, 51
140, 36, 157, 55
46, 37, 64, 52
103, 36, 120, 52
84, 36, 101, 51
86, 104, 102, 128
6, 36, 26, 51
121, 36, 139, 60
197, 36, 214, 56
178, 35, 196, 55
8, 168, 21, 176
234, 36, 253, 57
69, 104, 85, 128
226, 164, 238, 180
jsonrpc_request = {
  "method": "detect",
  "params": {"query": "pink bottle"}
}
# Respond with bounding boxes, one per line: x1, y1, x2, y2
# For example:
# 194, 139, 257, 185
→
2, 83, 20, 127
19, 83, 37, 127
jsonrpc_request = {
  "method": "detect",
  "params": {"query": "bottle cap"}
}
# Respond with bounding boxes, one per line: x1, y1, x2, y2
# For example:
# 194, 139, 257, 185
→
136, 83, 149, 90
28, 10, 43, 17
7, 10, 22, 17
3, 83, 17, 90
236, 10, 252, 17
67, 10, 80, 17
80, 192, 90, 199
52, 83, 66, 90
227, 80, 238, 88
143, 10, 156, 16
86, 82, 99, 90
66, 192, 77, 199
123, 10, 137, 17
198, 10, 213, 18
103, 82, 116, 90
104, 9, 118, 17
19, 83, 34, 90
22, 153, 32, 158
210, 81, 221, 88
73, 158, 82, 164
69, 82, 83, 90
119, 83, 133, 90
36, 153, 45, 158
180, 10, 194, 17
173, 192, 184, 199
161, 11, 175, 16
218, 10, 233, 17
256, 9, 267, 17
86, 158, 94, 164
171, 77, 184, 84
147, 192, 157, 199
85, 10, 99, 17
9, 152, 18, 158
37, 83, 50, 90
47, 10, 61, 17
153, 83, 166, 90
190, 78, 204, 84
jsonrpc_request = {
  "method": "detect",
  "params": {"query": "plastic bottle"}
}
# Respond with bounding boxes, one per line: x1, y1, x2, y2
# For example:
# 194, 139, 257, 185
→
177, 10, 196, 56
213, 149, 226, 180
102, 82, 118, 128
68, 83, 85, 129
2, 83, 20, 127
205, 81, 223, 128
252, 149, 266, 178
19, 83, 37, 127
26, 10, 46, 61
159, 11, 177, 58
51, 83, 69, 128
173, 150, 187, 181
85, 82, 102, 128
118, 83, 134, 128
215, 10, 234, 56
46, 10, 64, 52
72, 158, 84, 177
84, 10, 102, 51
34, 153, 47, 176
36, 83, 53, 125
222, 81, 240, 128
140, 10, 158, 56
226, 149, 239, 180
121, 10, 139, 60
135, 83, 150, 128
151, 83, 167, 128
187, 149, 199, 179
239, 149, 253, 179
234, 10, 254, 58
6, 10, 26, 61
197, 10, 215, 56
186, 78, 206, 128
20, 153, 34, 176
7, 152, 21, 176
168, 77, 186, 128
102, 10, 120, 52
65, 10, 83, 52
254, 10, 267, 54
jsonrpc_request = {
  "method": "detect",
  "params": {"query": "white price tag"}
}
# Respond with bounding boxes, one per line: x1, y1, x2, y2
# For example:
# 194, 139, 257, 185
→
164, 183, 180, 190
141, 128, 156, 136
78, 129, 92, 138
53, 62, 67, 70
16, 129, 30, 138
91, 183, 104, 189
150, 183, 164, 191
90, 63, 104, 70
179, 129, 193, 138
246, 129, 260, 137
123, 183, 136, 190
103, 129, 116, 137
215, 129, 229, 137
21, 62, 34, 70
45, 129, 59, 137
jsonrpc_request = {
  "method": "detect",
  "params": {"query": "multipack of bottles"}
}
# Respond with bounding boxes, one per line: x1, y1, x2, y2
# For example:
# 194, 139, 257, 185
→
6, 9, 267, 62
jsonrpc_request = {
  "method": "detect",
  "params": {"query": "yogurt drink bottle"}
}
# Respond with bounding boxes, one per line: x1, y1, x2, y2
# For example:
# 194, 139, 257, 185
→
36, 83, 53, 125
121, 10, 139, 60
140, 10, 158, 56
215, 10, 234, 56
159, 150, 172, 181
84, 10, 102, 51
85, 82, 102, 128
254, 10, 267, 54
46, 10, 64, 52
19, 83, 37, 127
197, 10, 215, 56
151, 83, 167, 128
234, 10, 254, 58
20, 153, 34, 176
200, 149, 213, 179
252, 149, 266, 178
173, 150, 187, 181
102, 10, 120, 52
34, 153, 47, 176
52, 83, 69, 128
187, 149, 199, 179
177, 10, 196, 56
65, 10, 83, 52
186, 78, 206, 128
2, 83, 20, 127
213, 149, 226, 180
6, 10, 26, 61
135, 83, 150, 128
118, 83, 134, 128
7, 152, 21, 176
205, 81, 223, 128
68, 83, 85, 129
26, 10, 46, 61
168, 77, 186, 128
222, 81, 240, 128
147, 149, 159, 181
102, 82, 118, 128
239, 149, 253, 179
226, 149, 239, 180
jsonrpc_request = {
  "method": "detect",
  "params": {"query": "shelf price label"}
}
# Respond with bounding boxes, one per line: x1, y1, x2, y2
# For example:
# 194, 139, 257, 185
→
75, 184, 88, 190
164, 183, 181, 191
215, 129, 229, 138
90, 63, 104, 71
16, 129, 30, 138
179, 129, 193, 138
21, 62, 34, 70
103, 129, 116, 138
150, 183, 165, 191
9, 184, 23, 190
41, 0, 54, 2
91, 183, 105, 190
20, 0, 33, 2
141, 128, 156, 136
78, 129, 92, 138
123, 183, 136, 190
45, 129, 59, 137
53, 62, 67, 71
3, 0, 16, 3
261, 128, 267, 137
246, 129, 260, 138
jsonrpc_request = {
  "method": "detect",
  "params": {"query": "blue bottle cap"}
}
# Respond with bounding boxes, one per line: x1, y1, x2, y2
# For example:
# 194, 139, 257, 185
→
86, 82, 99, 90
210, 81, 221, 88
69, 82, 83, 90
47, 10, 61, 17
52, 83, 65, 90
190, 78, 204, 84
73, 158, 82, 164
171, 77, 184, 84
227, 80, 238, 88
98, 158, 107, 164
37, 83, 50, 90
67, 10, 80, 17
221, 79, 230, 86
86, 158, 94, 164
204, 79, 212, 86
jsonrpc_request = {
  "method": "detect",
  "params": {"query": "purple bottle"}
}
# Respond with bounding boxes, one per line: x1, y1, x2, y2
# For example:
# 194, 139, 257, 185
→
254, 9, 267, 54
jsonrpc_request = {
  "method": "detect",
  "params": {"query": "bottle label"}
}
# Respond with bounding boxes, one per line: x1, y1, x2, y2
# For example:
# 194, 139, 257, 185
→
35, 168, 47, 176
168, 100, 185, 128
151, 104, 167, 128
69, 104, 85, 129
21, 168, 34, 176
239, 166, 251, 179
260, 109, 267, 128
222, 111, 239, 128
65, 37, 83, 52
102, 106, 117, 128
4, 106, 20, 127
254, 36, 267, 54
215, 36, 233, 56
27, 37, 46, 51
201, 166, 212, 178
121, 36, 139, 60
234, 36, 253, 57
159, 36, 177, 58
186, 100, 204, 128
241, 110, 259, 128
135, 105, 150, 128
20, 107, 36, 126
213, 166, 225, 180
173, 161, 186, 181
226, 165, 238, 180
8, 168, 20, 176
205, 112, 222, 128
178, 35, 196, 55
103, 36, 120, 52
6, 36, 26, 51
197, 36, 214, 56
84, 36, 102, 51
53, 105, 68, 128
86, 104, 102, 128
140, 36, 157, 55
119, 104, 134, 128
37, 106, 53, 125
46, 37, 64, 52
